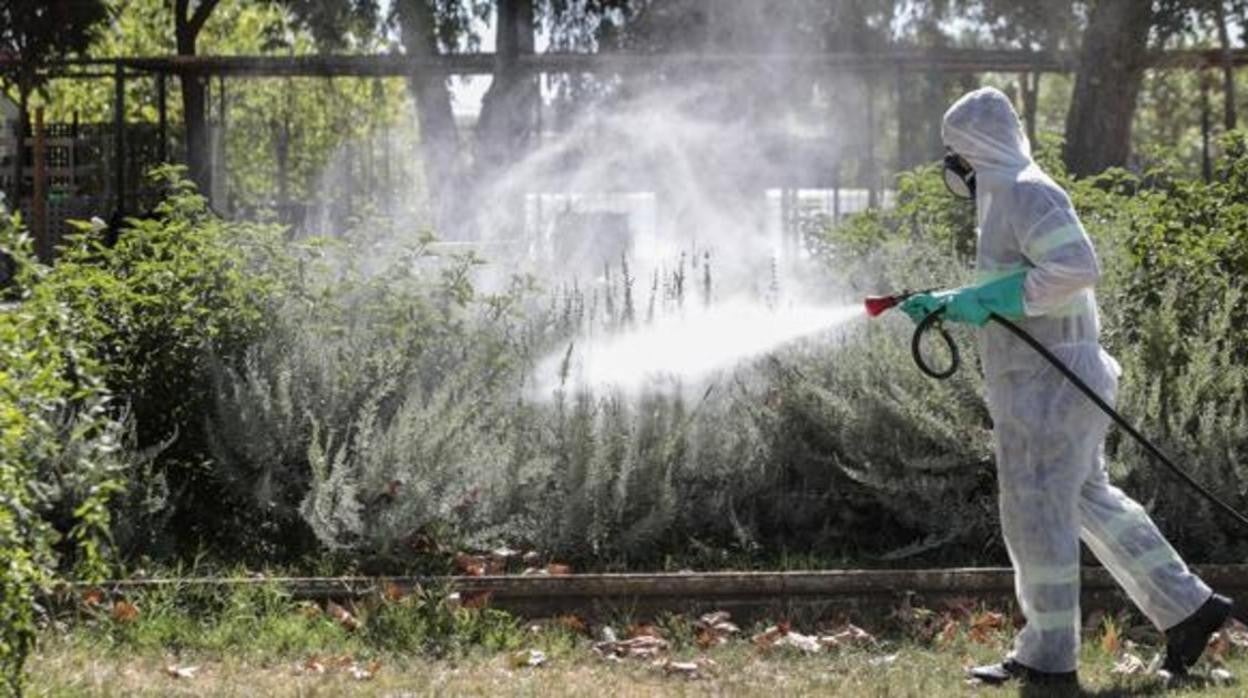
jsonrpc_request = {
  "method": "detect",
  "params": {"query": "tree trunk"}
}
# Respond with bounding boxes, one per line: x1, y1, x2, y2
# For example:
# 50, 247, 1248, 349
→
1062, 0, 1154, 177
477, 0, 537, 172
11, 89, 28, 211
395, 0, 465, 238
1214, 1, 1237, 131
175, 0, 219, 198
475, 0, 538, 239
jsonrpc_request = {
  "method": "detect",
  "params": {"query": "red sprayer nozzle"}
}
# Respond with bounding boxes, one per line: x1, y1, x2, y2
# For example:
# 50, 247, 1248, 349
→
864, 293, 906, 318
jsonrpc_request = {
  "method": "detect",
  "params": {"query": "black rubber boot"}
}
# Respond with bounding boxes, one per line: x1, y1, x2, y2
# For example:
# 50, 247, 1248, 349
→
1163, 593, 1234, 675
968, 658, 1078, 687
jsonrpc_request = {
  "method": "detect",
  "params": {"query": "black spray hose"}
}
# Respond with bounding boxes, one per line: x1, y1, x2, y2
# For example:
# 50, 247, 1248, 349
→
910, 308, 1248, 532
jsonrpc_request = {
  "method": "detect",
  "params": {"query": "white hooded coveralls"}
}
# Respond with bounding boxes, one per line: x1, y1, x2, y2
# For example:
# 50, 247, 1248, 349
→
943, 87, 1212, 673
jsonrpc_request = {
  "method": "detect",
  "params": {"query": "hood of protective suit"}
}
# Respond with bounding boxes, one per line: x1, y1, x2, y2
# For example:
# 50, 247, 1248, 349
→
942, 87, 1032, 173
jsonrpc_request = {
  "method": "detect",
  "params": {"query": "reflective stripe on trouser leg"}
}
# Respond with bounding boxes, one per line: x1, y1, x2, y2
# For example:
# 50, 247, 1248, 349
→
1078, 459, 1211, 630
995, 417, 1087, 673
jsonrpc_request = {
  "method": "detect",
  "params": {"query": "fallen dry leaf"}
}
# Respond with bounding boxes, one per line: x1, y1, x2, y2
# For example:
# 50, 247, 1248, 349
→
511, 649, 547, 668
1222, 621, 1248, 653
593, 634, 670, 660
826, 624, 877, 647
627, 623, 664, 640
81, 588, 105, 608
658, 658, 715, 679
556, 615, 589, 635
1209, 631, 1232, 663
454, 553, 488, 577
297, 654, 374, 678
164, 664, 198, 680
697, 611, 732, 627
695, 629, 724, 650
546, 563, 573, 576
111, 600, 139, 624
1112, 653, 1147, 675
349, 660, 381, 681
1210, 667, 1235, 684
326, 601, 361, 632
693, 610, 740, 648
751, 622, 837, 655
382, 582, 408, 603
751, 622, 791, 649
775, 631, 822, 654
817, 635, 843, 650
968, 612, 1006, 644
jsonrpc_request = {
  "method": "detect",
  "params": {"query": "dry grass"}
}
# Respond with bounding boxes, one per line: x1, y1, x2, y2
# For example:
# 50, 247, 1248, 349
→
25, 634, 1248, 697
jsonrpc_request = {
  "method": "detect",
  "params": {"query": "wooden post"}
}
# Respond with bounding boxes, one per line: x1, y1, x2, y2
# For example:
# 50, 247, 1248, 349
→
114, 63, 126, 215
832, 165, 841, 223
216, 75, 227, 213
12, 96, 25, 211
1201, 71, 1212, 183
1215, 0, 1237, 131
32, 107, 48, 262
865, 75, 878, 209
157, 72, 168, 163
779, 187, 793, 261
896, 65, 907, 172
381, 101, 391, 209
1020, 72, 1039, 147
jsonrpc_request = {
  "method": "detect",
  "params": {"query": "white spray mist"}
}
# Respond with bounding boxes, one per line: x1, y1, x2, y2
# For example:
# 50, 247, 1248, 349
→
535, 300, 863, 397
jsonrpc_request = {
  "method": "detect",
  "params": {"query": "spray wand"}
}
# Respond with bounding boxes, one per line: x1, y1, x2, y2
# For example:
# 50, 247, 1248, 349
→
865, 292, 1248, 533
864, 291, 961, 379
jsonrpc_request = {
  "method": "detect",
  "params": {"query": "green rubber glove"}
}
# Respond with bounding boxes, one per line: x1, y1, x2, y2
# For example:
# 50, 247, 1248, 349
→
899, 270, 1027, 327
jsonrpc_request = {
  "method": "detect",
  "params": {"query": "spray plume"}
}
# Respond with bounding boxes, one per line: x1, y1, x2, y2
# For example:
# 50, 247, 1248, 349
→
536, 300, 862, 396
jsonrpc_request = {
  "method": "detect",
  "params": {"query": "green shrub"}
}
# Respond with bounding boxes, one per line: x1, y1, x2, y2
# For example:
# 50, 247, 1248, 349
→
203, 236, 532, 564
198, 229, 1009, 568
87, 134, 1248, 580
0, 213, 127, 694
37, 167, 299, 556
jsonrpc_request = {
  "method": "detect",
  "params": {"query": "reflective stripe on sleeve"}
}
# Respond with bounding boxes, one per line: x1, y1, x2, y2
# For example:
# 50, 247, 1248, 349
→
1025, 222, 1086, 260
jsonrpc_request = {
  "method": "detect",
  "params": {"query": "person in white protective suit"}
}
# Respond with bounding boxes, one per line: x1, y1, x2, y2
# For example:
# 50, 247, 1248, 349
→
900, 87, 1235, 687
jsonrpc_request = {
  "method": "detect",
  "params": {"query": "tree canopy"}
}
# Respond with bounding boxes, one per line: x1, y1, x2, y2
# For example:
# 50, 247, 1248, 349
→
0, 0, 109, 105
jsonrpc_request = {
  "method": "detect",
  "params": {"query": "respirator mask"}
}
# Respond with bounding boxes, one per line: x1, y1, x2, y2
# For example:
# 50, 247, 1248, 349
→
942, 149, 976, 200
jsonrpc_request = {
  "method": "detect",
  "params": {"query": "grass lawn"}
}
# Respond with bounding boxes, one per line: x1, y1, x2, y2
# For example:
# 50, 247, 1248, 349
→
25, 623, 1248, 696
21, 583, 1248, 696
25, 638, 1248, 697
